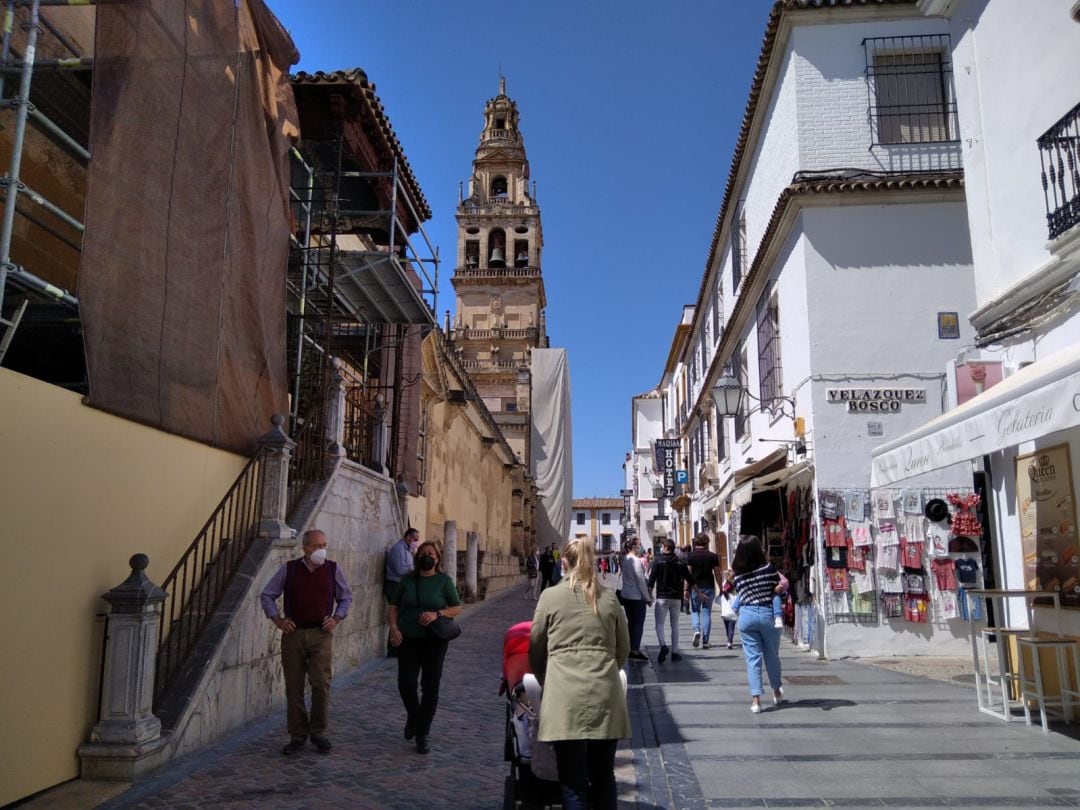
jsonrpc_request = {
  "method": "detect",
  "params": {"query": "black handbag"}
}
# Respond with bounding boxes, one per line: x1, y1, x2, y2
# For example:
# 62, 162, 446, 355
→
414, 576, 461, 641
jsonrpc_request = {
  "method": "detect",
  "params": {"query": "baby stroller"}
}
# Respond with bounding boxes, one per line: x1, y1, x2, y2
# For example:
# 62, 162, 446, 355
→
501, 621, 562, 809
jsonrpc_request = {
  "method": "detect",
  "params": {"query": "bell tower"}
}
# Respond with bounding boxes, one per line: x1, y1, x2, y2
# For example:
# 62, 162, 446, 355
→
450, 78, 548, 464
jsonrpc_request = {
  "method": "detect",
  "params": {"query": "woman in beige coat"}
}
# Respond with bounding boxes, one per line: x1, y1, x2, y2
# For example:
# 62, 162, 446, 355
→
529, 538, 631, 810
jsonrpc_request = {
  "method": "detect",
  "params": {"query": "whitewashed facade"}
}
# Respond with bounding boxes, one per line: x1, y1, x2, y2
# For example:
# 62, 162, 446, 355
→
668, 1, 984, 657
873, 0, 1080, 639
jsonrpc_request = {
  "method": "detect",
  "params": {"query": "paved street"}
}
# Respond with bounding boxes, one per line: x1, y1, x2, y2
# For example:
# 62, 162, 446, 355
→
101, 582, 1080, 810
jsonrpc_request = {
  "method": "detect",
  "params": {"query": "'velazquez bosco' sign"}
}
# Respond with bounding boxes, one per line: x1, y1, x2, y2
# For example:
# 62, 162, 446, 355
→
826, 387, 926, 413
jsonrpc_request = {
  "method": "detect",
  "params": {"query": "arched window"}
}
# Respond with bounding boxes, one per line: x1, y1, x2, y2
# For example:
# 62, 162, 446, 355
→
490, 176, 507, 198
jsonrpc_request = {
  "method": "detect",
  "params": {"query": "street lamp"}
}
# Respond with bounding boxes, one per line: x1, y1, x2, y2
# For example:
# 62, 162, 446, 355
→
711, 373, 795, 419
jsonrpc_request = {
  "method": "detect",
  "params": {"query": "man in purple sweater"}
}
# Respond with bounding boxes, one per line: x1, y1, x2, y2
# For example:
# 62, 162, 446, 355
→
260, 529, 353, 755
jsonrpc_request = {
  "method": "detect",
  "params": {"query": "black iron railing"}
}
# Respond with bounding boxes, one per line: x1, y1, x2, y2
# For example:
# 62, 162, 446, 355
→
154, 450, 266, 706
341, 365, 382, 470
1039, 102, 1080, 241
287, 403, 328, 520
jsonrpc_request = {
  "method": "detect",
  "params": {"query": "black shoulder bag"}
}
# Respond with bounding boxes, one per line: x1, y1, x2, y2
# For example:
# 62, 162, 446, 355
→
414, 576, 461, 641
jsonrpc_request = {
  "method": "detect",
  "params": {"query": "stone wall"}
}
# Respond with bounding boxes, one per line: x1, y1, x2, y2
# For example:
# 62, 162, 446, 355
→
161, 459, 402, 762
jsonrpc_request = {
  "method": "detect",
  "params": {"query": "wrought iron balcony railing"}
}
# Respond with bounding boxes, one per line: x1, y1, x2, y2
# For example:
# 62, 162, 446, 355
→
1039, 102, 1080, 241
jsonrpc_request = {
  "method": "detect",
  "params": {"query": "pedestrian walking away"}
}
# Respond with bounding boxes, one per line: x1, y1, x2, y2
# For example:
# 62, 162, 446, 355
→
731, 537, 785, 713
388, 539, 463, 754
646, 539, 692, 663
687, 533, 722, 649
619, 538, 652, 661
539, 544, 556, 590
259, 529, 353, 755
525, 546, 541, 599
384, 528, 418, 655
529, 539, 630, 810
719, 570, 738, 648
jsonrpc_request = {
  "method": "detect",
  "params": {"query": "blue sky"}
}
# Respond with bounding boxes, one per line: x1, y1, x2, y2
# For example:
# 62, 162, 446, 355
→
270, 0, 774, 497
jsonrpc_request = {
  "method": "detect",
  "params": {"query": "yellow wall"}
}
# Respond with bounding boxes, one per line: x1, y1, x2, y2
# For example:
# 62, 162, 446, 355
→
0, 370, 246, 805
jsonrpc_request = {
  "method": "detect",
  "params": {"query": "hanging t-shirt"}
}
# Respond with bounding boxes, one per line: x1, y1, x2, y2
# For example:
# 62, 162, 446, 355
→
820, 491, 843, 520
851, 577, 875, 614
824, 518, 848, 548
954, 558, 979, 586
900, 538, 924, 569
903, 571, 928, 595
848, 544, 868, 573
883, 593, 903, 619
877, 520, 900, 546
827, 568, 850, 591
930, 558, 958, 591
901, 515, 925, 544
901, 489, 923, 515
877, 541, 900, 572
938, 589, 959, 620
877, 566, 903, 594
826, 545, 848, 569
905, 594, 929, 623
851, 568, 875, 597
872, 492, 896, 521
929, 526, 950, 558
845, 491, 867, 523
850, 523, 873, 547
958, 586, 984, 621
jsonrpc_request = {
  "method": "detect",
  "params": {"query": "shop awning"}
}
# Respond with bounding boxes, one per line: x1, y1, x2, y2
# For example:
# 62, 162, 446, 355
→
871, 343, 1080, 487
732, 460, 813, 509
734, 449, 788, 484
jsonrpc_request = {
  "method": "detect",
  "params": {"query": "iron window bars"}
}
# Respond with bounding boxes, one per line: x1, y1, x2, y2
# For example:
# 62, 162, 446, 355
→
864, 34, 959, 146
1038, 101, 1080, 241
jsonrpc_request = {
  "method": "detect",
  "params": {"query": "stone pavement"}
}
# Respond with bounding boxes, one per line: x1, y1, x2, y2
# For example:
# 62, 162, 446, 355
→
98, 580, 1080, 809
101, 581, 637, 810
629, 604, 1080, 809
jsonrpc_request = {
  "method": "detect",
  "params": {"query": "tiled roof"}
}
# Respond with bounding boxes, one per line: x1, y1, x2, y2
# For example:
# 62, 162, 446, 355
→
692, 0, 918, 318
572, 498, 624, 510
292, 69, 432, 221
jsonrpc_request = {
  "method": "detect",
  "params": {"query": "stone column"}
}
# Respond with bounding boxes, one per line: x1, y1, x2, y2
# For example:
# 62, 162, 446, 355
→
79, 555, 169, 780
465, 532, 479, 603
443, 520, 458, 588
258, 414, 297, 547
325, 358, 347, 469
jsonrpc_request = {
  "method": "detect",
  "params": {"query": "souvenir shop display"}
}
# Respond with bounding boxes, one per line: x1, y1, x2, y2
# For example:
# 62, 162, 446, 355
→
817, 486, 984, 627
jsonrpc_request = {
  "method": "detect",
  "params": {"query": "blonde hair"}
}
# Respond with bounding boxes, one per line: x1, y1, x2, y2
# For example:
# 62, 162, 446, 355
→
562, 539, 601, 614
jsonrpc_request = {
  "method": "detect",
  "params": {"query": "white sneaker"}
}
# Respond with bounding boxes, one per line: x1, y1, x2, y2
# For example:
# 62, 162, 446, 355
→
773, 687, 785, 705
750, 702, 762, 714
774, 616, 784, 629
692, 632, 701, 648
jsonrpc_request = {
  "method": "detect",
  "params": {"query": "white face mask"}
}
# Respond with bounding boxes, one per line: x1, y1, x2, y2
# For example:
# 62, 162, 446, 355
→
308, 548, 327, 566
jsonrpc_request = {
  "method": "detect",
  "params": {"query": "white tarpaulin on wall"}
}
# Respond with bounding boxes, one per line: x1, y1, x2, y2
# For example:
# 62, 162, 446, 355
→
872, 343, 1080, 486
531, 348, 573, 548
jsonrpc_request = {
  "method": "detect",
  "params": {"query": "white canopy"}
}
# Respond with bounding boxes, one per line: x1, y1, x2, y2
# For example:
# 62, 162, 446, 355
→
871, 343, 1080, 487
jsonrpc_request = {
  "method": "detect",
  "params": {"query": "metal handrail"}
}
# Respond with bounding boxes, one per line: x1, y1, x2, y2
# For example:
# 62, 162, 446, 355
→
154, 449, 266, 706
287, 402, 328, 520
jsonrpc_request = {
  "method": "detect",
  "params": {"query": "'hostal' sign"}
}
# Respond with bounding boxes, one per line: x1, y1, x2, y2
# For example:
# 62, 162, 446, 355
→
827, 387, 926, 413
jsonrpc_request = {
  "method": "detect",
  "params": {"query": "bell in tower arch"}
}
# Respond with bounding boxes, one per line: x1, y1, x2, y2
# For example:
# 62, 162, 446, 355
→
489, 229, 506, 268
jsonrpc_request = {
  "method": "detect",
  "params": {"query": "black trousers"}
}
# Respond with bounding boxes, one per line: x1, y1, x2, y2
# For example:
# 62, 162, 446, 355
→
396, 634, 449, 734
552, 738, 619, 810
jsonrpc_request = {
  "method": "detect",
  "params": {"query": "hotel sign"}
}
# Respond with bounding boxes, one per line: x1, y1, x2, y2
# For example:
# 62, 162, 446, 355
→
655, 439, 680, 498
827, 387, 926, 413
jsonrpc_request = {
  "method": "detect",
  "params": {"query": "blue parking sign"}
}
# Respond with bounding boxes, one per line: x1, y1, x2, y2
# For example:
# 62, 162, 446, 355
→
675, 470, 689, 484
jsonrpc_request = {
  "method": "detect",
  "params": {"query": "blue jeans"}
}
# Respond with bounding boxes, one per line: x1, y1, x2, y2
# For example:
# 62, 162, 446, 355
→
737, 605, 783, 697
690, 587, 714, 643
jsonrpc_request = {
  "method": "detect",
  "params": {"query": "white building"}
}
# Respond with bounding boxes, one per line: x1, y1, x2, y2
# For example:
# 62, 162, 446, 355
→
628, 389, 670, 552
873, 0, 1080, 641
671, 0, 984, 657
570, 498, 625, 553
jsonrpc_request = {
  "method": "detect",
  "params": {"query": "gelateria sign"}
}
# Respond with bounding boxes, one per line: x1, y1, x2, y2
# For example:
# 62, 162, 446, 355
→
827, 387, 926, 413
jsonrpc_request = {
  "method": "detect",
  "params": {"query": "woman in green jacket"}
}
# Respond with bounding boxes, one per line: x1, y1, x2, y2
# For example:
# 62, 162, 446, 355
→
529, 538, 631, 810
389, 539, 462, 755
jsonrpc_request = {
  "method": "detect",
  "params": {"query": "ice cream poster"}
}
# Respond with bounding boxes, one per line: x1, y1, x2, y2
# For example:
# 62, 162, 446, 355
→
1016, 444, 1080, 609
955, 361, 1003, 407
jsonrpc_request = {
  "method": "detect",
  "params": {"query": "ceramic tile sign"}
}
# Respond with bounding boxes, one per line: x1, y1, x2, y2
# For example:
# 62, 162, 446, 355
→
1016, 443, 1080, 608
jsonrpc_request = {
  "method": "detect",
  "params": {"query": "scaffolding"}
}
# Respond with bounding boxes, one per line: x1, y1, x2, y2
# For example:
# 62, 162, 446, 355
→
286, 131, 439, 480
0, 0, 89, 368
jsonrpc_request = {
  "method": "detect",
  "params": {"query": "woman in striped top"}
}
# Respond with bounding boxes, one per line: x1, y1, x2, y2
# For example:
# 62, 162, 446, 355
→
731, 537, 785, 714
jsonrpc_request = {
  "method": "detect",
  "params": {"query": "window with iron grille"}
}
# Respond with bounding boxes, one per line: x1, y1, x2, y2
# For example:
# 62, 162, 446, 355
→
576, 512, 586, 526
731, 204, 748, 292
711, 289, 721, 343
756, 283, 783, 414
602, 513, 610, 525
864, 35, 958, 146
734, 344, 749, 441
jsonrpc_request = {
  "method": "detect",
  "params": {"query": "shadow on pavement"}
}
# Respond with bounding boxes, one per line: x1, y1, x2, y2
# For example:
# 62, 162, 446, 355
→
774, 697, 857, 712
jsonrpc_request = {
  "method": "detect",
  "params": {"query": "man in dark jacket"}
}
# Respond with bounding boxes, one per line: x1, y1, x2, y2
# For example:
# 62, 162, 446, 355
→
647, 539, 692, 662
539, 544, 556, 590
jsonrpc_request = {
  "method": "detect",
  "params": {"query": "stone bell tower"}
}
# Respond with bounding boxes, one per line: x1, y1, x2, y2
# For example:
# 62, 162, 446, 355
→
449, 77, 549, 465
